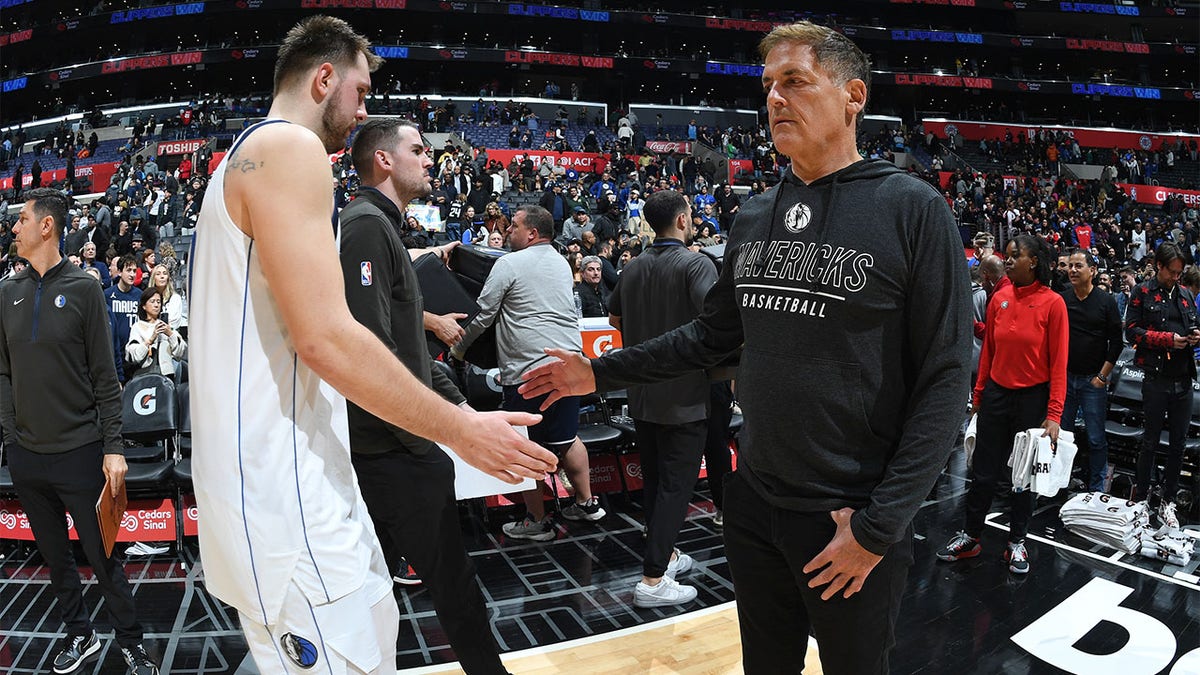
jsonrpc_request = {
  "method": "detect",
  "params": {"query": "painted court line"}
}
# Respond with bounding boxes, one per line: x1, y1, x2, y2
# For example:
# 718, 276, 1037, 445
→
985, 514, 1199, 592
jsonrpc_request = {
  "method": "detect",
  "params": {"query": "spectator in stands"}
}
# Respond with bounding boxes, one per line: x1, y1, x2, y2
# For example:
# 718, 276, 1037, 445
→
941, 234, 1067, 575
693, 223, 718, 248
1060, 249, 1123, 492
1, 188, 161, 675
692, 184, 715, 213
625, 189, 645, 235
608, 189, 718, 608
715, 183, 740, 233
105, 254, 142, 384
124, 288, 186, 379
575, 256, 610, 318
80, 241, 110, 287
149, 264, 185, 333
1126, 242, 1199, 529
482, 201, 509, 236
539, 182, 571, 231
452, 205, 604, 541
560, 205, 590, 244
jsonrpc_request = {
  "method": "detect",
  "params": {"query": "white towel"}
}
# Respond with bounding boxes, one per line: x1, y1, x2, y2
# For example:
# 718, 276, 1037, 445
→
964, 413, 978, 468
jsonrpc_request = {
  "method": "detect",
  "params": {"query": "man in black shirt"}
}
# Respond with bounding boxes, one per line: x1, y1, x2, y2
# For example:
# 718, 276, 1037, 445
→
575, 255, 610, 318
1060, 249, 1124, 492
339, 119, 515, 675
1125, 242, 1200, 528
609, 190, 717, 607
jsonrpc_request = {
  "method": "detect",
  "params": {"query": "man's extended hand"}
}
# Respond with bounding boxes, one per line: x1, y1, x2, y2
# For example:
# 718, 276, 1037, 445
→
449, 410, 557, 483
518, 348, 596, 410
425, 312, 468, 347
802, 508, 883, 601
103, 454, 128, 498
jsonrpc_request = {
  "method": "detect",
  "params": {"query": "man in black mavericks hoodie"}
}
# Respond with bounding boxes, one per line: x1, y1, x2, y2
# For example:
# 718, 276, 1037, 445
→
520, 22, 972, 675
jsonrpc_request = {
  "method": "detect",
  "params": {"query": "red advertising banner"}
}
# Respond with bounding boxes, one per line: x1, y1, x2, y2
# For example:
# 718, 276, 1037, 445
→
156, 139, 205, 156
486, 149, 609, 174
0, 161, 120, 193
1119, 183, 1200, 208
0, 498, 174, 542
619, 454, 644, 491
643, 140, 692, 154
587, 453, 624, 495
182, 493, 199, 537
923, 119, 1199, 153
502, 51, 613, 69
728, 158, 754, 182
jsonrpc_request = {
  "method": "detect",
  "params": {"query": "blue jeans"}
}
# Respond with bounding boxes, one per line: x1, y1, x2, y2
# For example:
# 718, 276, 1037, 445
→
1062, 372, 1109, 491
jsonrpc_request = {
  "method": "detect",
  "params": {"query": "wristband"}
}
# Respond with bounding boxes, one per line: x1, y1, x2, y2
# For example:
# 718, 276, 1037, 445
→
1095, 373, 1108, 383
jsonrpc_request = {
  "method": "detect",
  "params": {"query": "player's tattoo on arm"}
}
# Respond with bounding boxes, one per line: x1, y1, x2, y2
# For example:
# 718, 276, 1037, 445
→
227, 153, 263, 174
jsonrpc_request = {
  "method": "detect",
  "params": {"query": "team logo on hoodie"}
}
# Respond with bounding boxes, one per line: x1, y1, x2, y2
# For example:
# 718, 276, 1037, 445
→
783, 202, 812, 234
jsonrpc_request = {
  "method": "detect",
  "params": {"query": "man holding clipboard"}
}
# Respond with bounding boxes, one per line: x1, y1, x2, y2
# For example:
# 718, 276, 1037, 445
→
0, 188, 159, 675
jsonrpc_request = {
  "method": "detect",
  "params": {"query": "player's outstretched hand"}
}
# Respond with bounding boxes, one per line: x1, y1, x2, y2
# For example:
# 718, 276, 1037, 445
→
451, 410, 558, 483
518, 348, 596, 411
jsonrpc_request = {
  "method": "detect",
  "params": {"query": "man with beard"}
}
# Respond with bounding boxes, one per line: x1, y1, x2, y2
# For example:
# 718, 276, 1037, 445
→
188, 16, 554, 672
339, 118, 510, 674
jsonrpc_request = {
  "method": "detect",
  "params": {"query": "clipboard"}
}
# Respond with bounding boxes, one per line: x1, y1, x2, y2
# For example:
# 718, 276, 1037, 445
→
95, 477, 127, 557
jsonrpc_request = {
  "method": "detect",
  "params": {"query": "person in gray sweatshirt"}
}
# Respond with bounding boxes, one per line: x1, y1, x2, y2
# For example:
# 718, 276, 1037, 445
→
519, 22, 971, 675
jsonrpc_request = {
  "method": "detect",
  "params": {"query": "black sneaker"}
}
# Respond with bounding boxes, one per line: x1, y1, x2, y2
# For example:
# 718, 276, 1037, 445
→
392, 557, 422, 586
936, 531, 982, 562
120, 644, 160, 675
560, 496, 605, 522
53, 631, 100, 674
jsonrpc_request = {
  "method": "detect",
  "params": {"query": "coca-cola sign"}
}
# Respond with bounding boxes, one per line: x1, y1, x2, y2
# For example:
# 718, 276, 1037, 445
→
644, 140, 692, 154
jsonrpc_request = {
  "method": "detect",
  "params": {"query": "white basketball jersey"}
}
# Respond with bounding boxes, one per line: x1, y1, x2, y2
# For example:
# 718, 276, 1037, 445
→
188, 119, 387, 625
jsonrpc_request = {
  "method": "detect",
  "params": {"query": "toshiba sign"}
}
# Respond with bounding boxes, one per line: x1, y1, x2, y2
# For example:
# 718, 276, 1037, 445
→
156, 139, 204, 156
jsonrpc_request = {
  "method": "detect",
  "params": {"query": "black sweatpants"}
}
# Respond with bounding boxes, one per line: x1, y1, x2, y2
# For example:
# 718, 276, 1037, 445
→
703, 381, 734, 511
722, 470, 912, 675
634, 419, 707, 579
964, 380, 1048, 542
1136, 376, 1194, 503
7, 442, 144, 646
351, 447, 507, 675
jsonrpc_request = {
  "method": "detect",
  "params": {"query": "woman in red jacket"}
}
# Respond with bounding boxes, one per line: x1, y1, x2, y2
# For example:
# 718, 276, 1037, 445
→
938, 234, 1069, 575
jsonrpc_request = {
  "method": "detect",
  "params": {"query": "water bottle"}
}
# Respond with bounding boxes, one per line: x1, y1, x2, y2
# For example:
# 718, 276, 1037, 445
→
573, 290, 583, 319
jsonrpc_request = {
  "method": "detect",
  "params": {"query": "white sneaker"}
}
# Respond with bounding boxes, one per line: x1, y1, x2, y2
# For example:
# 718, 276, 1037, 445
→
124, 542, 169, 557
665, 549, 693, 578
1159, 501, 1180, 529
634, 577, 698, 608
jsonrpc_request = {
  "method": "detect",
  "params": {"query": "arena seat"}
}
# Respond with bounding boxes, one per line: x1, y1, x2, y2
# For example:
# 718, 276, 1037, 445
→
120, 374, 177, 490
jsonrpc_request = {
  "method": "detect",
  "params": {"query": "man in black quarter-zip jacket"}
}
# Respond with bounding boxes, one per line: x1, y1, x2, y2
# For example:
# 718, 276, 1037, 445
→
519, 22, 972, 675
0, 188, 160, 674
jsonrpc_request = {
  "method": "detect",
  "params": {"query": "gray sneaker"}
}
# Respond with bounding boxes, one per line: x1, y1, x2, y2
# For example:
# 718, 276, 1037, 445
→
502, 515, 555, 542
634, 577, 698, 608
665, 549, 694, 578
561, 497, 605, 522
53, 631, 100, 674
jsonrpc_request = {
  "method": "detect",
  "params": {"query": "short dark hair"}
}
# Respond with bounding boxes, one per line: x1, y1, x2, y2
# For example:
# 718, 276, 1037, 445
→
137, 288, 163, 321
273, 15, 383, 94
515, 205, 555, 240
23, 187, 68, 240
350, 118, 420, 182
118, 253, 139, 272
1068, 247, 1097, 269
643, 189, 690, 237
1155, 242, 1186, 268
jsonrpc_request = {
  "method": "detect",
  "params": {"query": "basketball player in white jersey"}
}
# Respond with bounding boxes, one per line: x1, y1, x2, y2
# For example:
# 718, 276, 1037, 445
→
188, 16, 556, 674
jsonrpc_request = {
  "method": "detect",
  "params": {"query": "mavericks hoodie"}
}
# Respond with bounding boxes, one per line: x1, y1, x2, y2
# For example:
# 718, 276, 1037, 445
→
593, 160, 972, 555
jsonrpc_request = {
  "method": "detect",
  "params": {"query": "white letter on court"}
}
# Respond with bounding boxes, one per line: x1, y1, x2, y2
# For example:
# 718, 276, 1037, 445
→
1011, 578, 1175, 674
